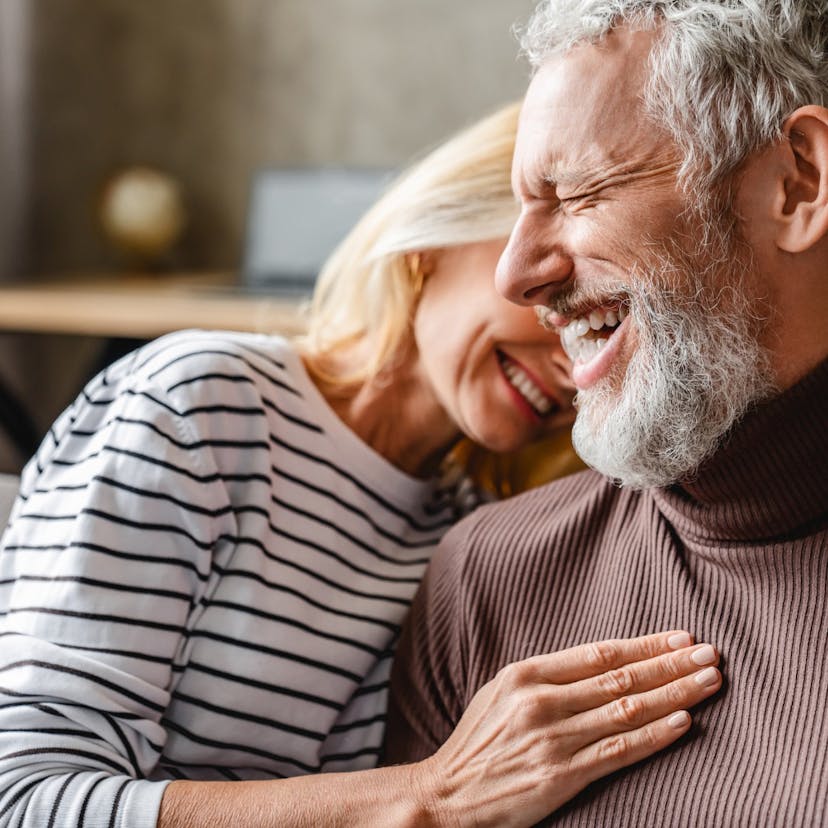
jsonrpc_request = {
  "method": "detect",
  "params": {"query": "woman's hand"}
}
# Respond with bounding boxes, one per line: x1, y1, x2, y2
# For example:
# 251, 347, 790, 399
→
413, 630, 721, 828
160, 631, 720, 828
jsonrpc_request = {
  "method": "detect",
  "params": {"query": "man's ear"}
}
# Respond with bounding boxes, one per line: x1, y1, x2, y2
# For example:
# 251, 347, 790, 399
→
777, 105, 828, 253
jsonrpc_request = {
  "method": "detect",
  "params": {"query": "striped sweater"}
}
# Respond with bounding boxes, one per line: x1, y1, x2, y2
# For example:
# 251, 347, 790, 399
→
387, 356, 828, 827
0, 330, 458, 827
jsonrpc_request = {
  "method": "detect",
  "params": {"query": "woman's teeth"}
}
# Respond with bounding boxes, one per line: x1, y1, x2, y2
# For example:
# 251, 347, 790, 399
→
561, 305, 627, 364
501, 357, 554, 416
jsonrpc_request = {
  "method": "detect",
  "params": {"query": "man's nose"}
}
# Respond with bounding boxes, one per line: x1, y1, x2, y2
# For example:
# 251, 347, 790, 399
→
495, 218, 574, 307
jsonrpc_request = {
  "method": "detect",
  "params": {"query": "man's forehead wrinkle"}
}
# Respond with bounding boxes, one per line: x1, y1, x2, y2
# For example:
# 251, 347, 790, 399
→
515, 25, 670, 205
527, 117, 685, 219
516, 27, 683, 203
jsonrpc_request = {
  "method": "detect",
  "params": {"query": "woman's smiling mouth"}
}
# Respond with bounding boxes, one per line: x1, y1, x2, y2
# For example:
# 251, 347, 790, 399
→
497, 350, 560, 418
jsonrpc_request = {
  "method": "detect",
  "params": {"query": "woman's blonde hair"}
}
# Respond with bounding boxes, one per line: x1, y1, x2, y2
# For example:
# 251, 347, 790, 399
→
298, 101, 522, 384
297, 100, 584, 495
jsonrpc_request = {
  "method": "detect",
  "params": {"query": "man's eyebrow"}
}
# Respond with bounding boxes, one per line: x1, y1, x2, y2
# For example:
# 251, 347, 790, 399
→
547, 159, 684, 193
514, 161, 591, 198
542, 164, 593, 189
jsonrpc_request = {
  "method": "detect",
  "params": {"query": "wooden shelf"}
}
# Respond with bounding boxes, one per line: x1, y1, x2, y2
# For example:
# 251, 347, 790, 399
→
0, 271, 307, 338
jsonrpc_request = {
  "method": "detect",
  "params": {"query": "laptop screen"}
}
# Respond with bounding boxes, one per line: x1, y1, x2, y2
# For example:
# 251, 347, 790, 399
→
242, 168, 394, 295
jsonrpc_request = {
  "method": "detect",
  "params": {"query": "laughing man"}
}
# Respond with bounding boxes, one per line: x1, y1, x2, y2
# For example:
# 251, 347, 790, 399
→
386, 1, 828, 825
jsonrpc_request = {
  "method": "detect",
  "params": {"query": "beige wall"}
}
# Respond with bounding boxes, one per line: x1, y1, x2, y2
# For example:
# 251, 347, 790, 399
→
0, 0, 537, 471
0, 0, 31, 471
29, 0, 536, 271
0, 0, 29, 280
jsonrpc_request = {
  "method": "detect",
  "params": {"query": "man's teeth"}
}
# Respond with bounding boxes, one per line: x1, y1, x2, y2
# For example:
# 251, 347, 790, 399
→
501, 359, 554, 415
561, 305, 627, 364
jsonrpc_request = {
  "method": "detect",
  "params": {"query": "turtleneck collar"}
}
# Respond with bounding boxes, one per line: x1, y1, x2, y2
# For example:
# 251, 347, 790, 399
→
651, 356, 828, 545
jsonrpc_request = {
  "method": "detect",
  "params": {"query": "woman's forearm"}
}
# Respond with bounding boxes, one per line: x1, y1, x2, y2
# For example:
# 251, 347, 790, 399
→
157, 764, 440, 828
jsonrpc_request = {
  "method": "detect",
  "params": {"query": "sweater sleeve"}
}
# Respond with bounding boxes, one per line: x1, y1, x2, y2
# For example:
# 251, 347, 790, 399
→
384, 519, 474, 765
0, 365, 236, 827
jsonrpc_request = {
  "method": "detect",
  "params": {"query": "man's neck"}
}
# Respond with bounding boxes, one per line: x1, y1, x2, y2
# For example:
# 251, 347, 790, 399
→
653, 354, 828, 543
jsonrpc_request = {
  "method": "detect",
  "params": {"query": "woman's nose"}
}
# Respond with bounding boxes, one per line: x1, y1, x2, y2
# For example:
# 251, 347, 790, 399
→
495, 218, 574, 307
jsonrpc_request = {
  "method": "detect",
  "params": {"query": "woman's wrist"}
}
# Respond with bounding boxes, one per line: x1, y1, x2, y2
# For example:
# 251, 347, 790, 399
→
401, 755, 465, 828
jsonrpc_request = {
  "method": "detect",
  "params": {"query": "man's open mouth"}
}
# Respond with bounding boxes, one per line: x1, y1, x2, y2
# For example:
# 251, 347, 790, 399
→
558, 304, 628, 364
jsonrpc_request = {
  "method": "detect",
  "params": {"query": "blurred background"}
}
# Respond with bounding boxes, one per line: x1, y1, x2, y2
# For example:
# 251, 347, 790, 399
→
0, 0, 536, 473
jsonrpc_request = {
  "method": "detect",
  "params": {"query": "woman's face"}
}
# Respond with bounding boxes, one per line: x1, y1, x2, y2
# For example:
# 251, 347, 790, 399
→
413, 238, 576, 453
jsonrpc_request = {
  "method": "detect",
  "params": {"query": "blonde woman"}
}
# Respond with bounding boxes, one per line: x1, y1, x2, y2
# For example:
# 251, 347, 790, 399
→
303, 102, 583, 499
0, 103, 721, 827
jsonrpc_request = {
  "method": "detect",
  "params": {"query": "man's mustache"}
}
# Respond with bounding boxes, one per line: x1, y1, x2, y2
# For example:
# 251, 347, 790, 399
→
536, 282, 632, 322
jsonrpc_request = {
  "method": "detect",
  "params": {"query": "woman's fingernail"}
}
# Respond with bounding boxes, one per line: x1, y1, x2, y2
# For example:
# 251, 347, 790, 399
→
691, 645, 716, 665
694, 666, 719, 687
668, 632, 692, 649
668, 710, 690, 728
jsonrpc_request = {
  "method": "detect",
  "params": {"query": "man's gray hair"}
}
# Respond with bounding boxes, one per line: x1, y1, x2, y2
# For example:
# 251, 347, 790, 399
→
520, 1, 828, 193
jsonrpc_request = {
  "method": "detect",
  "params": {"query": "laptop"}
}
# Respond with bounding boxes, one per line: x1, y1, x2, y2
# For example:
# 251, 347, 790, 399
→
241, 167, 395, 296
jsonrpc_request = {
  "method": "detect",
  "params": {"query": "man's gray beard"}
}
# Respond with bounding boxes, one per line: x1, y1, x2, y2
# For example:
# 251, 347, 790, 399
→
571, 218, 777, 490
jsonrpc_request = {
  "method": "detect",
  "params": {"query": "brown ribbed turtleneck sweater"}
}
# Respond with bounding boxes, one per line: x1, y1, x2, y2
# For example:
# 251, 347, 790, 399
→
386, 358, 828, 827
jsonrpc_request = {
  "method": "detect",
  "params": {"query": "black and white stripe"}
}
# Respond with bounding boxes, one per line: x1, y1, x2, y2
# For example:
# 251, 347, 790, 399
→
0, 330, 457, 827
